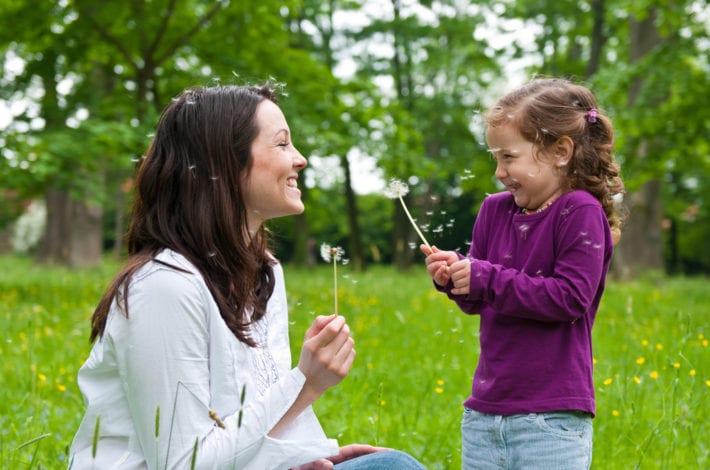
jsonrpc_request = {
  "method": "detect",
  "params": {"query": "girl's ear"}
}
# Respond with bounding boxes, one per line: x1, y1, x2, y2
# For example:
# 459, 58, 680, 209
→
553, 136, 574, 167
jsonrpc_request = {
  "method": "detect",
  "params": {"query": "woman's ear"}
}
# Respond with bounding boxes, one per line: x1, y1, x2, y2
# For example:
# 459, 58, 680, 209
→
554, 136, 574, 167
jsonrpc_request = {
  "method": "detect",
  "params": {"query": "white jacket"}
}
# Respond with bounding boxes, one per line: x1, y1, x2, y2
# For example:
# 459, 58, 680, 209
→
69, 250, 338, 469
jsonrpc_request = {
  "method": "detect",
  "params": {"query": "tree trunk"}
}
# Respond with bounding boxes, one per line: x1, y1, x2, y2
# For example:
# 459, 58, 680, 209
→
37, 187, 103, 267
611, 9, 665, 278
341, 154, 365, 270
68, 197, 103, 267
612, 174, 664, 278
37, 187, 71, 264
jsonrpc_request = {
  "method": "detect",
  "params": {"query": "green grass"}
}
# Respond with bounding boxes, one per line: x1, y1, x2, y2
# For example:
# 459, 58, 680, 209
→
1, 254, 708, 468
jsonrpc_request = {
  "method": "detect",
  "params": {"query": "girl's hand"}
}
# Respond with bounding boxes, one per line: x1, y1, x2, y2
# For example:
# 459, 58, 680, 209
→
421, 245, 458, 287
449, 258, 472, 296
297, 315, 356, 398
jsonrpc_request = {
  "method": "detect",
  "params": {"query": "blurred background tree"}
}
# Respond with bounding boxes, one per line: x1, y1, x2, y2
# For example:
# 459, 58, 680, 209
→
1, 0, 708, 277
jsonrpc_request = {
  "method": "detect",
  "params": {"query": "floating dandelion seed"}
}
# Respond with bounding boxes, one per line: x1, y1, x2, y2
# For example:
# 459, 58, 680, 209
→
321, 243, 345, 315
384, 178, 431, 250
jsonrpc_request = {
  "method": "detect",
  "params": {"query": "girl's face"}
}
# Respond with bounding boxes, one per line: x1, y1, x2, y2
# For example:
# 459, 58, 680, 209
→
242, 100, 307, 232
486, 122, 568, 212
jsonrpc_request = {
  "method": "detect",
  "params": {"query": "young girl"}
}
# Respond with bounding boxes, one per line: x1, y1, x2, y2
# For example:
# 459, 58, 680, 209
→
422, 77, 624, 469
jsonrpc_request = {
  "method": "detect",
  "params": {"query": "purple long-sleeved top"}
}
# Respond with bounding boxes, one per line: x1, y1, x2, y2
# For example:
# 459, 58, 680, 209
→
442, 190, 613, 417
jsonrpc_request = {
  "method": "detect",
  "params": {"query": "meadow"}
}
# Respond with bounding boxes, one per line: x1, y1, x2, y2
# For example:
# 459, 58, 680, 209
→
0, 254, 707, 469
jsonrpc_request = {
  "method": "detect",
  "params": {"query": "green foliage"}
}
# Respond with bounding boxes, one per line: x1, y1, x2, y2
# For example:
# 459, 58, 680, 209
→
1, 254, 708, 468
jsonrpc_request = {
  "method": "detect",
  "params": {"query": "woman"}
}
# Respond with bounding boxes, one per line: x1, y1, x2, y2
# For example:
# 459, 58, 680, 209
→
69, 84, 425, 469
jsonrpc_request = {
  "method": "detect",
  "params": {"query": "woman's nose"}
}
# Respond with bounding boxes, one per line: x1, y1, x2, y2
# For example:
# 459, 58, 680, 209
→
293, 148, 307, 169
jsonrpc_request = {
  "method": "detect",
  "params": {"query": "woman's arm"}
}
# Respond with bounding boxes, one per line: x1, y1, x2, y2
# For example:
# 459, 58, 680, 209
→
111, 266, 339, 469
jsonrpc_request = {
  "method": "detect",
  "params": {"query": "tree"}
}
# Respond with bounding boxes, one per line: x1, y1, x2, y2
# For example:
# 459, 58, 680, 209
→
1, 0, 338, 266
499, 0, 710, 276
348, 0, 501, 269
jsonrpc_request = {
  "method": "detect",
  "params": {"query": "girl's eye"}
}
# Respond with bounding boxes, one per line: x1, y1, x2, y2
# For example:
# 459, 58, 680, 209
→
278, 142, 289, 148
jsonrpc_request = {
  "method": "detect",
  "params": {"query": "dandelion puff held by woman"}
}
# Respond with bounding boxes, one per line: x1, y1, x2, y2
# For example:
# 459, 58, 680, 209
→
69, 84, 425, 470
421, 77, 625, 469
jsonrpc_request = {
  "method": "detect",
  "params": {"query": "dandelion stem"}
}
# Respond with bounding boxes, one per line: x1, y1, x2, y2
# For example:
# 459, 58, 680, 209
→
398, 195, 431, 250
333, 257, 338, 315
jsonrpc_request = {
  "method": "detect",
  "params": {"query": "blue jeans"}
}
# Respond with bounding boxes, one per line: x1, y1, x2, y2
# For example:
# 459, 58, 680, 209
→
333, 450, 427, 469
461, 408, 592, 469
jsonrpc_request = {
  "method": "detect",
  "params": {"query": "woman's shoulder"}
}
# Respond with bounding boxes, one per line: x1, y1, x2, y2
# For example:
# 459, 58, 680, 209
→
131, 250, 205, 296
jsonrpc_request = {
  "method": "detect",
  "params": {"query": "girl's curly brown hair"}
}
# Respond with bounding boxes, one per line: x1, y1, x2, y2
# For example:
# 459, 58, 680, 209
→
485, 77, 625, 235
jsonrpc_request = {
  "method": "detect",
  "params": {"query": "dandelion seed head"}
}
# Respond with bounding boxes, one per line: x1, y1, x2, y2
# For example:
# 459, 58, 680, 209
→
320, 243, 344, 263
384, 178, 410, 199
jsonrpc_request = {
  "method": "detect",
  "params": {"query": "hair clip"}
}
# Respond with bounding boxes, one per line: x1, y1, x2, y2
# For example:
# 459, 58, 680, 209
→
587, 108, 598, 123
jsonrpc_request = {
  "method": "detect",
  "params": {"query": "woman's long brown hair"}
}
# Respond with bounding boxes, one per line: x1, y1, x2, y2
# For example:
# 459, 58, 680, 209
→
90, 84, 278, 346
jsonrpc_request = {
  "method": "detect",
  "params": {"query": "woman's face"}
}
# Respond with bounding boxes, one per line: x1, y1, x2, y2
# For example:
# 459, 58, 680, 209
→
242, 100, 307, 232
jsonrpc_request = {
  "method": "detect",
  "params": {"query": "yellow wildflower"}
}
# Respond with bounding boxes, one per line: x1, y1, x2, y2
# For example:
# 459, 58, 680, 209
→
38, 373, 47, 382
435, 387, 444, 394
649, 371, 659, 379
635, 357, 645, 365
673, 362, 680, 369
612, 410, 620, 417
634, 376, 641, 384
641, 339, 649, 347
603, 378, 613, 385
655, 343, 663, 351
690, 369, 697, 377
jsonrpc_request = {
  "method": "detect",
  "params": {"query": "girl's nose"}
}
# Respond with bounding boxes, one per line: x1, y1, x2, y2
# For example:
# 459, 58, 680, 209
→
494, 162, 506, 180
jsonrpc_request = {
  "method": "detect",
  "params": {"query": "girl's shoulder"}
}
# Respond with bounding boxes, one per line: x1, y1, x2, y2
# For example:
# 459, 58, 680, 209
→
558, 190, 603, 212
481, 191, 516, 209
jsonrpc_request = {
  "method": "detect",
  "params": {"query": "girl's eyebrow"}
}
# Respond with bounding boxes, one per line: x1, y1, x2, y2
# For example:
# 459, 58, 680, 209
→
488, 147, 520, 155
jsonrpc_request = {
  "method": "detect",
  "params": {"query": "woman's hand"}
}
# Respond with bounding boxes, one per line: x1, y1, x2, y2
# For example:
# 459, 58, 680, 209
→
421, 245, 458, 287
297, 315, 356, 399
290, 444, 389, 469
